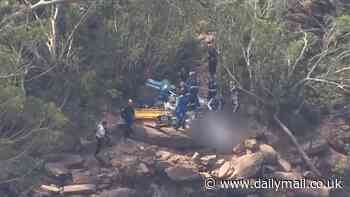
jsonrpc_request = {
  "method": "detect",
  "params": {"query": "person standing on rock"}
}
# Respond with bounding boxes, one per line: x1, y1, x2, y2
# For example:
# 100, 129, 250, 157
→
208, 46, 218, 78
207, 76, 217, 103
175, 91, 189, 130
185, 72, 200, 111
120, 99, 135, 141
95, 120, 108, 157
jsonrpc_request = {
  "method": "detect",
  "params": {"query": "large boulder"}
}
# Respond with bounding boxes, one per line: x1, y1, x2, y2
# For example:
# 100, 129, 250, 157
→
217, 161, 233, 178
259, 144, 278, 164
215, 144, 279, 179
230, 152, 264, 179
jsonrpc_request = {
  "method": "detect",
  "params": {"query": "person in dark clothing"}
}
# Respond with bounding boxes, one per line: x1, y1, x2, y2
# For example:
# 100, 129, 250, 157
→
230, 82, 240, 112
121, 99, 135, 140
179, 67, 188, 82
185, 72, 200, 111
208, 94, 225, 111
175, 92, 189, 130
95, 120, 108, 157
207, 76, 217, 102
208, 46, 218, 77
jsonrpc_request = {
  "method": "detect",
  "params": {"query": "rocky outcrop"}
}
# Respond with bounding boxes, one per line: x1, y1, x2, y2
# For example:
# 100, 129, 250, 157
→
213, 144, 279, 179
132, 125, 198, 149
34, 116, 350, 197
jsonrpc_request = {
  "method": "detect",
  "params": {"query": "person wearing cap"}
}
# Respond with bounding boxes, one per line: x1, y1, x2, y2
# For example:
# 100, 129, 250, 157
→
95, 120, 108, 157
120, 99, 135, 141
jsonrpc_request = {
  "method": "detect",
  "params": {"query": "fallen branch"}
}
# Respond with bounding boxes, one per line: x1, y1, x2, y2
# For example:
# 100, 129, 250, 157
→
273, 114, 321, 177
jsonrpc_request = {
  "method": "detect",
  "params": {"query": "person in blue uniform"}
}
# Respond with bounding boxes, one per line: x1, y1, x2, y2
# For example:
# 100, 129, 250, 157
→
120, 99, 135, 140
175, 92, 189, 130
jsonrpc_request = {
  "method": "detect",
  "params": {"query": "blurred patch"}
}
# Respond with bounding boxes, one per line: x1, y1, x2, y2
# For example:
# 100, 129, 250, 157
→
190, 112, 254, 153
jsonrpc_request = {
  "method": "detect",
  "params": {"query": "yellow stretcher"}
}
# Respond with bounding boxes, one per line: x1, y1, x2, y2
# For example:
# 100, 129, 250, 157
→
134, 107, 171, 120
134, 107, 173, 128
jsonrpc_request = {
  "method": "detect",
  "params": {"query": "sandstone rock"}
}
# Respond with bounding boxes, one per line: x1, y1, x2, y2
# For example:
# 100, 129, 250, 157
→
230, 152, 264, 179
217, 161, 232, 178
99, 188, 136, 197
244, 139, 258, 150
165, 166, 200, 181
155, 150, 172, 160
259, 144, 278, 164
277, 156, 292, 172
